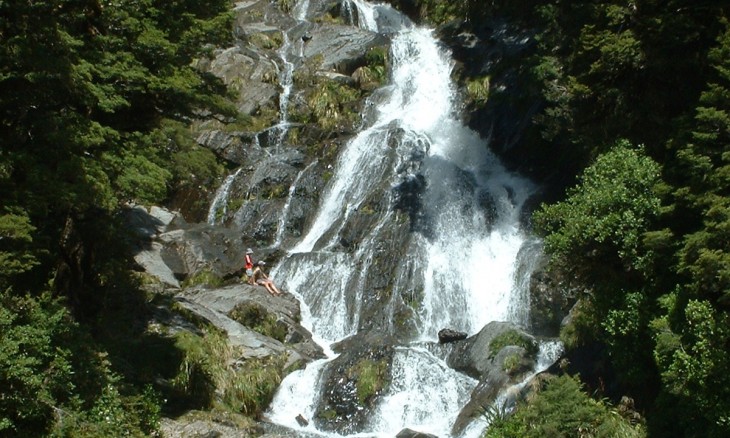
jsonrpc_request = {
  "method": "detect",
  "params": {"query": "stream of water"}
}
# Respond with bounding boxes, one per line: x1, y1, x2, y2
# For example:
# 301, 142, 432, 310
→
260, 1, 558, 437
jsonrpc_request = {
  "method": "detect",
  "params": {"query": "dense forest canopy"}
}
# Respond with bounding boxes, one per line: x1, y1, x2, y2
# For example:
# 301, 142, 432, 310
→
1, 0, 729, 436
1, 0, 234, 435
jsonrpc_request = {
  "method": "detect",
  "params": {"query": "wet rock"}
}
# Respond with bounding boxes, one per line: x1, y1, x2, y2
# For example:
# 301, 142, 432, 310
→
396, 428, 439, 438
438, 328, 468, 344
314, 330, 396, 435
446, 321, 537, 380
446, 322, 542, 436
295, 414, 309, 427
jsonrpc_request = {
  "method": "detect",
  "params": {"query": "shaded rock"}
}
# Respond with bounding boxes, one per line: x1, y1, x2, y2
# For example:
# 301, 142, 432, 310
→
396, 428, 439, 438
203, 46, 279, 116
123, 203, 177, 240
196, 130, 258, 165
160, 410, 262, 438
438, 328, 468, 344
158, 223, 247, 281
134, 241, 181, 289
161, 417, 252, 438
528, 261, 584, 337
123, 205, 183, 288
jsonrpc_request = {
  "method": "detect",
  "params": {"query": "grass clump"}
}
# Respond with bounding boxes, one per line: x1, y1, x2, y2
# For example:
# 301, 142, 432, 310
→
485, 374, 646, 438
489, 329, 538, 359
229, 302, 287, 342
307, 80, 361, 130
466, 75, 490, 106
171, 327, 286, 417
348, 358, 388, 405
182, 269, 223, 289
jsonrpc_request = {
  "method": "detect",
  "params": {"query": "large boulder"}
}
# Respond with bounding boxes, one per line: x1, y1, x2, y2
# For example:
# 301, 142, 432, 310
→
158, 222, 248, 281
447, 321, 538, 381
300, 23, 389, 74
204, 45, 280, 116
313, 330, 396, 435
446, 321, 540, 435
176, 284, 325, 366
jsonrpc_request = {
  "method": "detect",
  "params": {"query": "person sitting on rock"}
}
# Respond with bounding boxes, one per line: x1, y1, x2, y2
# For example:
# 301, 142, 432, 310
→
252, 261, 283, 296
244, 248, 255, 285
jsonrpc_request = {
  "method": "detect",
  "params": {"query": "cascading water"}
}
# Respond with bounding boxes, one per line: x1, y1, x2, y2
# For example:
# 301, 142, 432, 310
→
207, 168, 242, 225
207, 2, 311, 232
265, 1, 552, 436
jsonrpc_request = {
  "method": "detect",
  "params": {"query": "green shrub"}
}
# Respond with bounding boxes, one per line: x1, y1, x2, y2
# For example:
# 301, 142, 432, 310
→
182, 269, 223, 288
466, 75, 490, 106
222, 355, 285, 416
502, 353, 522, 374
229, 302, 287, 342
170, 327, 286, 416
485, 374, 645, 438
489, 330, 538, 359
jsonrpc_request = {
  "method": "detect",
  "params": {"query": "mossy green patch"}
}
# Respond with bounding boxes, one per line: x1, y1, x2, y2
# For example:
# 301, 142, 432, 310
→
489, 329, 538, 359
229, 302, 287, 342
347, 358, 388, 405
182, 269, 223, 289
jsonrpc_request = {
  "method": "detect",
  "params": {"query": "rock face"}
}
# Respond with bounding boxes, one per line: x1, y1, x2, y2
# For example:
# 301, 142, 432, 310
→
126, 203, 323, 364
446, 321, 541, 436
314, 330, 396, 434
177, 285, 325, 366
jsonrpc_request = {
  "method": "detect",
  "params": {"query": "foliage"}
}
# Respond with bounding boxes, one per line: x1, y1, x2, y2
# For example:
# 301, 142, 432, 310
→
229, 302, 287, 342
485, 374, 645, 438
0, 289, 160, 436
0, 210, 40, 288
534, 140, 662, 280
347, 359, 388, 405
306, 79, 362, 131
171, 328, 286, 416
0, 0, 235, 434
488, 330, 537, 359
527, 5, 730, 437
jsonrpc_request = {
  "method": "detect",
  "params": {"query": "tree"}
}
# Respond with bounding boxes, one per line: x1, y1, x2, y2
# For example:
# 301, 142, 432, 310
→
534, 140, 662, 283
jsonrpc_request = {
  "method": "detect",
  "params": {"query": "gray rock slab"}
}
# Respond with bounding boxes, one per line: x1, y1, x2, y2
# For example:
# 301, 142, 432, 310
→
303, 24, 388, 74
133, 241, 181, 289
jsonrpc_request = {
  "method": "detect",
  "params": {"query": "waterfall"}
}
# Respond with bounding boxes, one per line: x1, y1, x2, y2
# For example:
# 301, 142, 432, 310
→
207, 168, 242, 225
273, 160, 318, 248
265, 1, 545, 436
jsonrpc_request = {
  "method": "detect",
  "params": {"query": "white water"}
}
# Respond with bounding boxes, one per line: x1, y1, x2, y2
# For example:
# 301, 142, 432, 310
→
207, 168, 242, 225
273, 161, 318, 247
266, 1, 546, 437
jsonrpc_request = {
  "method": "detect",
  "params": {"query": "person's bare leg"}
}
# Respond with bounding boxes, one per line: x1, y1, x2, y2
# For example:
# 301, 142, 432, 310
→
266, 284, 276, 296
